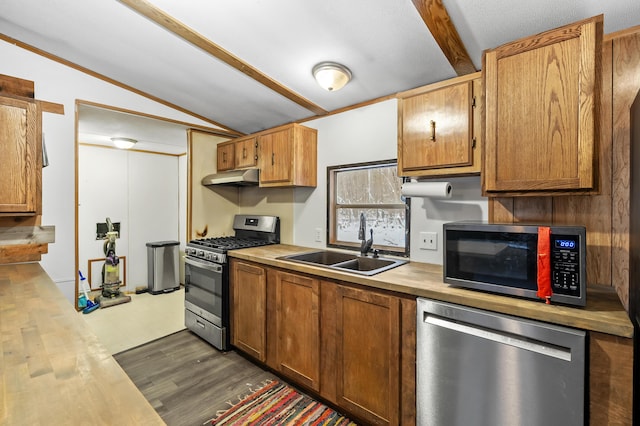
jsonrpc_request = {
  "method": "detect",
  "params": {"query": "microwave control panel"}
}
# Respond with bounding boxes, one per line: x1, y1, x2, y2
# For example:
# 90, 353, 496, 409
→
550, 234, 581, 297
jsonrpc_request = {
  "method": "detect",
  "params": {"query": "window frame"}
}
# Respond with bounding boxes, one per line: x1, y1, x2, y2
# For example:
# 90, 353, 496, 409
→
326, 159, 410, 257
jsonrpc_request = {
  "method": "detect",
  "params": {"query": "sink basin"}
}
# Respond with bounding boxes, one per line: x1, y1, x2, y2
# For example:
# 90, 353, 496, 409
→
278, 250, 408, 276
332, 257, 396, 272
282, 250, 357, 265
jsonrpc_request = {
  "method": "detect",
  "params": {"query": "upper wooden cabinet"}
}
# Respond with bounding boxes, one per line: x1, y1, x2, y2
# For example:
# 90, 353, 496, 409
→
217, 136, 258, 172
216, 141, 235, 172
258, 123, 317, 187
234, 136, 258, 169
482, 15, 603, 196
0, 96, 41, 216
398, 72, 482, 177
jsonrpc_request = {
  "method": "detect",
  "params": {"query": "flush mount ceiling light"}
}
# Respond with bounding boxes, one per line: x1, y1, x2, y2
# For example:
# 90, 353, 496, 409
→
111, 137, 137, 149
312, 62, 352, 91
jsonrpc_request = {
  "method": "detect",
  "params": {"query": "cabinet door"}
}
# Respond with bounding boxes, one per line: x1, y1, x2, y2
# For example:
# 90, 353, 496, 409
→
231, 260, 267, 362
0, 97, 40, 215
258, 128, 292, 184
335, 285, 400, 425
401, 80, 473, 171
483, 15, 602, 194
234, 137, 257, 169
216, 142, 235, 172
273, 271, 321, 391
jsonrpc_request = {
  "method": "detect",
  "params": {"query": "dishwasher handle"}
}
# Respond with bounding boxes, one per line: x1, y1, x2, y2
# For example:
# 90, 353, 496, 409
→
423, 313, 572, 361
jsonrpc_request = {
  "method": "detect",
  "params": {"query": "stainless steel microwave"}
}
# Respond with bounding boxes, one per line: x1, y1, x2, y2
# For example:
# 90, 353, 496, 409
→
443, 222, 587, 306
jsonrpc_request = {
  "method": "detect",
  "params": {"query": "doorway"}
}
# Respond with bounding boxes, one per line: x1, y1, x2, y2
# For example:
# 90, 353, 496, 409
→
74, 101, 229, 310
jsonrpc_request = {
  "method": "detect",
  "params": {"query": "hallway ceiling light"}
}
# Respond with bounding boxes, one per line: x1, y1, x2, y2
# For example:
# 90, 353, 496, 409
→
312, 62, 352, 91
111, 137, 137, 149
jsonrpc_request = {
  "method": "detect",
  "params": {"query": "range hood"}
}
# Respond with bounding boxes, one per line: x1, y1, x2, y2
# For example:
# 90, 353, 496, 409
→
201, 168, 259, 187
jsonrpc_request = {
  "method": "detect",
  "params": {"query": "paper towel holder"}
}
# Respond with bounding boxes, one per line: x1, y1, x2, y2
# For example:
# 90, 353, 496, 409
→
400, 181, 452, 198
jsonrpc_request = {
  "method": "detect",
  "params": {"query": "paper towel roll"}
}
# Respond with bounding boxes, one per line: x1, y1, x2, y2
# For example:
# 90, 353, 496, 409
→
401, 181, 452, 198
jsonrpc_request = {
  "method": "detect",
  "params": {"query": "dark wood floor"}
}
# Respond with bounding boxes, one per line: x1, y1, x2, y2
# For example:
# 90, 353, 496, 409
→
114, 330, 277, 426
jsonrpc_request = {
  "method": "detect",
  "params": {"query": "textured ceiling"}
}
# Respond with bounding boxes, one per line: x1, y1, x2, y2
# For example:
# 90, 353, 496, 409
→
1, 0, 639, 152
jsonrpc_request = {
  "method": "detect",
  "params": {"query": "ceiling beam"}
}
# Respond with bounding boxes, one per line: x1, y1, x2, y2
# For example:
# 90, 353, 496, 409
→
411, 0, 477, 75
118, 0, 328, 116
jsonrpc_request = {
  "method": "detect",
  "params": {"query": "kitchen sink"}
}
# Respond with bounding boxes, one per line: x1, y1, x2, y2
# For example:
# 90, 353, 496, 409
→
278, 250, 408, 276
332, 257, 396, 272
282, 250, 357, 265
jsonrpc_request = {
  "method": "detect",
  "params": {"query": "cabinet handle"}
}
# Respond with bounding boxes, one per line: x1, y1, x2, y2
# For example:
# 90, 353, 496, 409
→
271, 152, 275, 166
42, 134, 49, 168
243, 147, 247, 159
430, 120, 436, 141
222, 152, 227, 162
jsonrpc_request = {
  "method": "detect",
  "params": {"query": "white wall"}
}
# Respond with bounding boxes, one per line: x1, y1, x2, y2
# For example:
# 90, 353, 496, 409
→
407, 176, 487, 263
78, 146, 181, 293
296, 99, 488, 263
128, 151, 180, 289
294, 100, 398, 246
78, 146, 128, 287
0, 40, 213, 303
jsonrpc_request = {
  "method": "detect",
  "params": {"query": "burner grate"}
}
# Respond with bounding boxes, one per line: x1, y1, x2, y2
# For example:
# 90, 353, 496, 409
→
189, 236, 273, 251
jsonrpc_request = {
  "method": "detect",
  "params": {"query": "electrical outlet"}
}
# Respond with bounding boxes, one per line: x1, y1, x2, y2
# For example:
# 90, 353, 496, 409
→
315, 227, 323, 242
419, 231, 438, 250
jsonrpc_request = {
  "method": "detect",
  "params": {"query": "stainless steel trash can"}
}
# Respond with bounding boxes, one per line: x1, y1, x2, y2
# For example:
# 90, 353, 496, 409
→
146, 240, 180, 294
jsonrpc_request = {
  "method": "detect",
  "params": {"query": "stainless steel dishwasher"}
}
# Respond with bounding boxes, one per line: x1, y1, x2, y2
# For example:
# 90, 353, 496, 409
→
416, 298, 586, 425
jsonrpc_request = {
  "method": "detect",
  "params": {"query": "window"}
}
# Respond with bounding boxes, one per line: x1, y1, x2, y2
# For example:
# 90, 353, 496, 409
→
327, 160, 409, 256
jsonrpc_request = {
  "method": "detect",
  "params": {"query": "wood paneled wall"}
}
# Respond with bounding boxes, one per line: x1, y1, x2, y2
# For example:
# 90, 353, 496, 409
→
488, 27, 640, 311
611, 28, 640, 312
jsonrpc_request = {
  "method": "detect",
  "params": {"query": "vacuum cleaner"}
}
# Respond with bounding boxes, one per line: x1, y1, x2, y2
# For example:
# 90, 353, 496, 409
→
96, 217, 131, 308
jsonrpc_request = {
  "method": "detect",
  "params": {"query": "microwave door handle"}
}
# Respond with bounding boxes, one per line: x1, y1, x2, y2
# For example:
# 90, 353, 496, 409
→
184, 257, 223, 273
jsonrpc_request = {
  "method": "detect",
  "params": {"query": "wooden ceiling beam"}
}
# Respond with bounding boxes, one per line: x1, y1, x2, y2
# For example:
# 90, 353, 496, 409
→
119, 0, 328, 116
411, 0, 477, 75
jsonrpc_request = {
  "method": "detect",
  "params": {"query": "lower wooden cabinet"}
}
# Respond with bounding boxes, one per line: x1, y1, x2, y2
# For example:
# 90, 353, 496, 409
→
230, 260, 416, 425
231, 260, 267, 362
334, 285, 400, 426
270, 270, 321, 391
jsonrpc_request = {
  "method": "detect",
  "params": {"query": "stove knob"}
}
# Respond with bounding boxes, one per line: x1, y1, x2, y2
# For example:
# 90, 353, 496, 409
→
197, 250, 204, 257
205, 253, 213, 261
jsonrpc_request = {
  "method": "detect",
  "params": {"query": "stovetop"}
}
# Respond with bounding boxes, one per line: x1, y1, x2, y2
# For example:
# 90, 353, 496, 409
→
186, 237, 276, 264
186, 215, 280, 264
188, 236, 274, 251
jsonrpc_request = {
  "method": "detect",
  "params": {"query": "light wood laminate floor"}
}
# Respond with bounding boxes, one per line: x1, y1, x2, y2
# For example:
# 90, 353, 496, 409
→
115, 330, 277, 425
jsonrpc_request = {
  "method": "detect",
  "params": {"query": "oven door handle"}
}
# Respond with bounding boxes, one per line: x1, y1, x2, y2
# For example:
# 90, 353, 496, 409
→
184, 256, 223, 273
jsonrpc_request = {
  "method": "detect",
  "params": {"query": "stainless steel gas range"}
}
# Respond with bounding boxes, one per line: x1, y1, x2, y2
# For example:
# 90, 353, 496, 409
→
184, 214, 280, 350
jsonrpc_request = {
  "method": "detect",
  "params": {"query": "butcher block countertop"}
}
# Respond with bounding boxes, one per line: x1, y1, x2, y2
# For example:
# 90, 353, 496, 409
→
0, 263, 164, 425
230, 244, 634, 338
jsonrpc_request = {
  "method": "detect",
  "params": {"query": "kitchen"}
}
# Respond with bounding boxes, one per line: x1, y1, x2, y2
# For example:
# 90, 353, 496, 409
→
1, 1, 640, 425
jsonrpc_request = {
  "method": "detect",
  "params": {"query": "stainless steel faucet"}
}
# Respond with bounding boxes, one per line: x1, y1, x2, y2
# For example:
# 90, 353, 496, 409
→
359, 213, 373, 256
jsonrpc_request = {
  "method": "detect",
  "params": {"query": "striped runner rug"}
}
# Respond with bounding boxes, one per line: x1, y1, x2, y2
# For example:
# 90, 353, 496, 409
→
208, 380, 357, 425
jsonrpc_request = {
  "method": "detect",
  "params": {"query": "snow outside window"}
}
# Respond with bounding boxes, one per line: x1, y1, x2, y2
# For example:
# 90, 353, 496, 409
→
327, 160, 409, 256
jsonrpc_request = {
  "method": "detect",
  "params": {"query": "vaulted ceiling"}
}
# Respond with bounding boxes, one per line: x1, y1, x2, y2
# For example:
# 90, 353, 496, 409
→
2, 0, 640, 144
